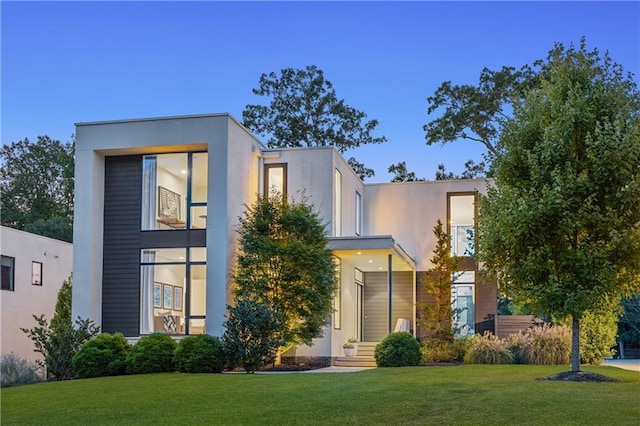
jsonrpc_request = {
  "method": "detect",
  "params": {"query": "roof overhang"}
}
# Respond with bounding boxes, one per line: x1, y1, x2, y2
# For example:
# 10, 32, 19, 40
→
328, 235, 416, 272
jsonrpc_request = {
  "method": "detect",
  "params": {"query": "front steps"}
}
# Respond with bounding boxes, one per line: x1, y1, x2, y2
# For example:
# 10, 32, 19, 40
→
334, 341, 378, 367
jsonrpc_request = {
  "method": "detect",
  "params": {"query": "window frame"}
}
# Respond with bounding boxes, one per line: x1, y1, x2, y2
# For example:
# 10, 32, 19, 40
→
355, 191, 362, 236
140, 247, 206, 335
1, 255, 15, 291
32, 261, 43, 286
334, 169, 342, 237
447, 192, 477, 257
264, 163, 288, 199
141, 151, 208, 231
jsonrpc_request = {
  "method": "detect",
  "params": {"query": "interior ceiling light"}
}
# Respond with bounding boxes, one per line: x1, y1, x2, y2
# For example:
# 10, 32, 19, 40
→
357, 251, 362, 255
368, 260, 373, 263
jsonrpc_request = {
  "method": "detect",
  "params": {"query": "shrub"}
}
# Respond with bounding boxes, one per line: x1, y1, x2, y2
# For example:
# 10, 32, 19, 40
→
1, 353, 45, 388
175, 335, 225, 373
452, 337, 471, 362
223, 297, 285, 373
464, 332, 513, 364
374, 332, 422, 367
508, 324, 571, 365
126, 333, 177, 374
506, 331, 529, 364
21, 277, 100, 380
422, 338, 456, 363
72, 332, 131, 378
581, 309, 618, 364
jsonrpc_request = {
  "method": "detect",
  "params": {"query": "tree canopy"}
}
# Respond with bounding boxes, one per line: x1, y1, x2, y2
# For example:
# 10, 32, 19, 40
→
0, 135, 74, 242
387, 161, 425, 182
242, 65, 387, 180
424, 50, 544, 178
477, 39, 640, 372
233, 192, 337, 347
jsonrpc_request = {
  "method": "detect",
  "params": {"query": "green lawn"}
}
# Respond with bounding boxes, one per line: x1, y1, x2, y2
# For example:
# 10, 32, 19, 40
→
1, 365, 638, 425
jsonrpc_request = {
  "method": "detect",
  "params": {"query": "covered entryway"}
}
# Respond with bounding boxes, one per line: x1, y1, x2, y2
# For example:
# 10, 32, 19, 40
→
329, 236, 417, 342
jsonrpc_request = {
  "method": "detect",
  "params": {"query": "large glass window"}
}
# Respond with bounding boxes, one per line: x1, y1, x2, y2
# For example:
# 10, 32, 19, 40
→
140, 247, 206, 335
334, 169, 342, 236
142, 152, 207, 230
452, 271, 475, 337
264, 163, 287, 199
449, 194, 475, 256
1, 256, 15, 291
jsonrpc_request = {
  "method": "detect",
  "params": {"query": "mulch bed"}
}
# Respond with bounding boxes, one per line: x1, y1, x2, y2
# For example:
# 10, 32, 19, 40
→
537, 371, 619, 382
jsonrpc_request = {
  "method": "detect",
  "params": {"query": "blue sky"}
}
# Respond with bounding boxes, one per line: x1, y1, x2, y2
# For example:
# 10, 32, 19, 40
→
2, 1, 638, 182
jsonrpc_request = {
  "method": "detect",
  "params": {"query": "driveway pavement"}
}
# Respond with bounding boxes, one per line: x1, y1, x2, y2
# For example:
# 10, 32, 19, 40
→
601, 359, 640, 372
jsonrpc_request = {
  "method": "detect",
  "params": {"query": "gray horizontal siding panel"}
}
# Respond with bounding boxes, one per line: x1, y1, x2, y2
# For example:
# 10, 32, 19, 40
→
102, 155, 142, 336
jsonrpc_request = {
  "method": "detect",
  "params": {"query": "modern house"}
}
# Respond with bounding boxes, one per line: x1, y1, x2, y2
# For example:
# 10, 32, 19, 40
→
1, 226, 73, 363
72, 113, 495, 365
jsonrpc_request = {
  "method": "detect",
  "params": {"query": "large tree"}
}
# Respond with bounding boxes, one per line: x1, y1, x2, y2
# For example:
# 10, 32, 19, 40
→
0, 135, 74, 242
233, 192, 337, 348
477, 40, 640, 372
425, 54, 543, 178
242, 65, 387, 180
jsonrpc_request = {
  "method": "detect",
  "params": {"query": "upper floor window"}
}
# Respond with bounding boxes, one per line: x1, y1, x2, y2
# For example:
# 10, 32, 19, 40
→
264, 163, 287, 199
142, 152, 207, 230
449, 193, 475, 256
334, 169, 342, 236
1, 256, 15, 291
32, 261, 43, 286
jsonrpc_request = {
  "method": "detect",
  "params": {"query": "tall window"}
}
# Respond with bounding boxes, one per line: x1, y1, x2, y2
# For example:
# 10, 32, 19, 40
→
452, 271, 475, 337
32, 261, 43, 286
141, 152, 208, 230
1, 256, 15, 291
449, 193, 475, 256
333, 257, 341, 329
140, 247, 206, 335
334, 169, 342, 236
355, 191, 362, 236
264, 164, 287, 199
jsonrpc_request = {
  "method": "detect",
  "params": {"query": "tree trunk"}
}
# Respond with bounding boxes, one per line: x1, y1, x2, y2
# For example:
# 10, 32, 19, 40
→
571, 315, 581, 372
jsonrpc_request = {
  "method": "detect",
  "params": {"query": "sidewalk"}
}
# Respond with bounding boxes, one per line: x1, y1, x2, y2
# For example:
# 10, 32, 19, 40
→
601, 359, 640, 372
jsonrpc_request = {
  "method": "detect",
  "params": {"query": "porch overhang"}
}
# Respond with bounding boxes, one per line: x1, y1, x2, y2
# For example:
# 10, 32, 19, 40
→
328, 235, 416, 272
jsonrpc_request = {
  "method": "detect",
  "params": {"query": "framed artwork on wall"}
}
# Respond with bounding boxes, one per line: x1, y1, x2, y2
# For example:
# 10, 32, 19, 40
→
163, 284, 173, 310
173, 286, 183, 311
153, 283, 162, 308
158, 186, 181, 220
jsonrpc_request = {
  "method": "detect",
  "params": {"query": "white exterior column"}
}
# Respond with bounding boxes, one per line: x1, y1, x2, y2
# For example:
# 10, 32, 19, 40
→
71, 147, 104, 327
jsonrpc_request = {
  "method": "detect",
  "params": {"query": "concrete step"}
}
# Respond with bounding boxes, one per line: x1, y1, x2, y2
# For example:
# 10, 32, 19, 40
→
354, 342, 378, 357
334, 356, 377, 368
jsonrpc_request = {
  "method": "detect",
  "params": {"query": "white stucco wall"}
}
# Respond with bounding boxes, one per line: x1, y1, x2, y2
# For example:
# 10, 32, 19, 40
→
364, 179, 489, 270
0, 227, 73, 363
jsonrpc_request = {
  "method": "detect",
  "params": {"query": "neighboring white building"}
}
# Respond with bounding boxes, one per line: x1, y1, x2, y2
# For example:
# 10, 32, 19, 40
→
1, 226, 73, 363
72, 113, 494, 365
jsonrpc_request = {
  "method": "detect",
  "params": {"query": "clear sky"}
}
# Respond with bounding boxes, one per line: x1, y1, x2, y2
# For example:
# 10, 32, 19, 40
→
2, 1, 638, 182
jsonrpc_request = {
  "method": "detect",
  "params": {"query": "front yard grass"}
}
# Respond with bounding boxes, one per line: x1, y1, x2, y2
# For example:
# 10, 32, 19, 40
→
1, 365, 638, 425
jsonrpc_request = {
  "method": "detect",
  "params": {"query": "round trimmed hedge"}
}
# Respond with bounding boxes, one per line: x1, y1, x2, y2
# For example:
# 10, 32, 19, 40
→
72, 332, 131, 378
374, 332, 422, 367
126, 333, 177, 374
175, 334, 225, 373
